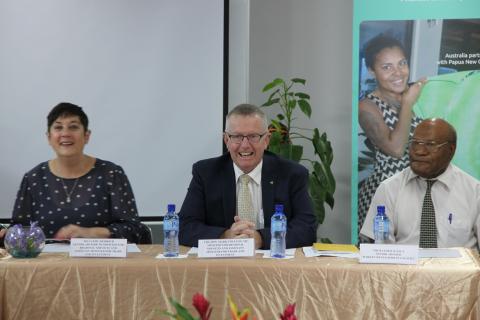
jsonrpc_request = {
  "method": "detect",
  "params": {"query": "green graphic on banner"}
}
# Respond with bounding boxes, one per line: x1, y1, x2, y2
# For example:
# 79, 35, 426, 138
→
414, 70, 480, 179
352, 0, 480, 243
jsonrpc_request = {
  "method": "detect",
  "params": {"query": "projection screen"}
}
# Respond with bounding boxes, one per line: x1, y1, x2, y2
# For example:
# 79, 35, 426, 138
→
0, 0, 225, 219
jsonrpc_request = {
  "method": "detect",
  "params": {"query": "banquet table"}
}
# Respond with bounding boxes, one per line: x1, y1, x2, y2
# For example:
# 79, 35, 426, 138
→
0, 245, 479, 319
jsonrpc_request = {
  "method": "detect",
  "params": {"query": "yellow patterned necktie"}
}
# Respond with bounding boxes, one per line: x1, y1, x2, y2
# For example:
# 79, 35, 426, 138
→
237, 174, 255, 224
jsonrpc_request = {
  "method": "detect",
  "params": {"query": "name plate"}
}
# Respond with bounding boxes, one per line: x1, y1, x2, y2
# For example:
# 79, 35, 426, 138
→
70, 238, 127, 258
198, 238, 254, 258
359, 244, 418, 265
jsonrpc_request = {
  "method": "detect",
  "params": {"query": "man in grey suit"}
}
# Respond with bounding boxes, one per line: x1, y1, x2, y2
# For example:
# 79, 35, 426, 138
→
179, 103, 317, 249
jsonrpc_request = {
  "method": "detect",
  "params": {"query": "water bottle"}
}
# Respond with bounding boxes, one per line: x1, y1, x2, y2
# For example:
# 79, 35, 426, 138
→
373, 205, 389, 244
163, 204, 179, 257
270, 204, 287, 258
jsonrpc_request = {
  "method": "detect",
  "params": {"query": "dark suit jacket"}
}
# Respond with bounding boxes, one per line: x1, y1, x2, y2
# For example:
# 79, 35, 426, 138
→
179, 151, 317, 249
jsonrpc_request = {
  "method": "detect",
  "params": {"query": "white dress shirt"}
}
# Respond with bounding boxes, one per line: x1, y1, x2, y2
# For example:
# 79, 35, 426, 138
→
233, 161, 264, 229
360, 164, 480, 249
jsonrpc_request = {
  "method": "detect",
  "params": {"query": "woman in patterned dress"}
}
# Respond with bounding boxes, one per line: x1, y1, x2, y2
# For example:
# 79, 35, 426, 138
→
0, 102, 150, 243
358, 35, 427, 235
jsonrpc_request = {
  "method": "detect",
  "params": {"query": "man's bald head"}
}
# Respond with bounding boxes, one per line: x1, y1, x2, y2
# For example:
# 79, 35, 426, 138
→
417, 118, 456, 144
409, 118, 456, 179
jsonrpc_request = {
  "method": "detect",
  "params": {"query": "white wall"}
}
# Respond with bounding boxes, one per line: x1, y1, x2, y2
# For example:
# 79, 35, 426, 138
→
229, 0, 250, 107
0, 0, 224, 218
230, 0, 353, 243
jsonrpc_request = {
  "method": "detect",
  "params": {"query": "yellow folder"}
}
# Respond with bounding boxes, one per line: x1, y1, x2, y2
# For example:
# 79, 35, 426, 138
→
313, 243, 359, 253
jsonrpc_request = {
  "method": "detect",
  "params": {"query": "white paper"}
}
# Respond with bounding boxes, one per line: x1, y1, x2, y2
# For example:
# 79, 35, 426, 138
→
303, 246, 360, 259
126, 244, 141, 253
198, 238, 255, 258
188, 247, 296, 257
70, 238, 127, 258
262, 248, 296, 259
43, 243, 141, 253
43, 244, 71, 253
262, 254, 295, 259
187, 247, 198, 255
359, 244, 418, 265
155, 253, 189, 259
419, 248, 461, 258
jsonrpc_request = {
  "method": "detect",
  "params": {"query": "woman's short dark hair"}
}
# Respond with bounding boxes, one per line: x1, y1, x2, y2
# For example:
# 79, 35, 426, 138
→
364, 34, 406, 70
47, 102, 89, 131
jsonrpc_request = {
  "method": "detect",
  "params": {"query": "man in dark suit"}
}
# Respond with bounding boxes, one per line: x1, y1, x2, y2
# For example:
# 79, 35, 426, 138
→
179, 104, 317, 249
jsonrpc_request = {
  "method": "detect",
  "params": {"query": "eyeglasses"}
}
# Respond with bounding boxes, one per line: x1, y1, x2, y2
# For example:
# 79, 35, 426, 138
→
226, 132, 267, 144
408, 139, 451, 152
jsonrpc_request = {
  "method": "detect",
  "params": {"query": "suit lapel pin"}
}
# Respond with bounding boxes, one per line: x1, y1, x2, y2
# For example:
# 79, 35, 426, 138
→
270, 180, 274, 185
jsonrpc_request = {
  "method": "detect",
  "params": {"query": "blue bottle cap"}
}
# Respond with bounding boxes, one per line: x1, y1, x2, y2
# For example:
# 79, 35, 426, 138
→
377, 205, 385, 215
167, 204, 176, 212
275, 204, 284, 212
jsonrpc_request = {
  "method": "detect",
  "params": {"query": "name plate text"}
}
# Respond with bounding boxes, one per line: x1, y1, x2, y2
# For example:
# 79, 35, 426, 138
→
359, 244, 418, 265
198, 238, 254, 258
70, 238, 127, 258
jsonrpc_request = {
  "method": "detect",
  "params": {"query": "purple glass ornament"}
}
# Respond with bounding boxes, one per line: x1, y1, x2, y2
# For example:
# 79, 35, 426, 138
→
4, 222, 45, 258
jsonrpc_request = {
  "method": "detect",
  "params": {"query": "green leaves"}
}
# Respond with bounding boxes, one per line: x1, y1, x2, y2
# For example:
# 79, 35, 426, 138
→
287, 99, 296, 111
162, 297, 198, 320
291, 78, 306, 85
309, 172, 326, 224
261, 98, 279, 107
268, 131, 303, 162
262, 78, 284, 92
261, 77, 311, 128
315, 130, 334, 164
281, 144, 303, 163
297, 99, 311, 118
261, 77, 336, 224
262, 89, 280, 107
311, 129, 335, 212
294, 92, 310, 99
268, 130, 283, 147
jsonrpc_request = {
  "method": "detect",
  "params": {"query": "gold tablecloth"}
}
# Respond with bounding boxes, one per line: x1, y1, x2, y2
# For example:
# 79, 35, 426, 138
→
0, 246, 479, 319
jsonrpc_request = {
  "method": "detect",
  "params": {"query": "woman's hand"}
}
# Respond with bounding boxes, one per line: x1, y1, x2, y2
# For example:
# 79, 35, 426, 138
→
0, 228, 6, 247
402, 78, 428, 108
55, 224, 111, 239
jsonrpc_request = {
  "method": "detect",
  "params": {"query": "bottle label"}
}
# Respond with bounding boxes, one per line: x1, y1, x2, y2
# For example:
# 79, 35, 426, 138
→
271, 220, 286, 232
377, 223, 385, 233
164, 220, 179, 231
374, 218, 389, 242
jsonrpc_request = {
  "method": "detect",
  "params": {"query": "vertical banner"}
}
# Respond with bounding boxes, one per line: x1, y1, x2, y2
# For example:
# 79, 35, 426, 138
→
352, 0, 480, 243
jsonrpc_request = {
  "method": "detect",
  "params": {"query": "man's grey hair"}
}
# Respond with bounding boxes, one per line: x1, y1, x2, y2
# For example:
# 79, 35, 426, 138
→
225, 103, 268, 132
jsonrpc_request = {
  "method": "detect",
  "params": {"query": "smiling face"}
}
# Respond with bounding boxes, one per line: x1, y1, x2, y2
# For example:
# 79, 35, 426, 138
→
47, 115, 90, 158
370, 46, 409, 95
409, 119, 456, 179
224, 114, 270, 173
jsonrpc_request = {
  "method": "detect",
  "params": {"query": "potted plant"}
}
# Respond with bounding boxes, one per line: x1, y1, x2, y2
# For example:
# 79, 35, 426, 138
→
262, 77, 335, 227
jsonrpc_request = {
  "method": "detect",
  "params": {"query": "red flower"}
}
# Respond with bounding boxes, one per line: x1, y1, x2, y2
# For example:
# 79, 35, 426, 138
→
280, 303, 297, 320
192, 293, 212, 320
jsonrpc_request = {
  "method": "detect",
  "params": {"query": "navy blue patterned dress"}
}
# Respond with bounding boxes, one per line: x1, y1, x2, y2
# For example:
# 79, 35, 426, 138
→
358, 94, 422, 232
11, 158, 143, 243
